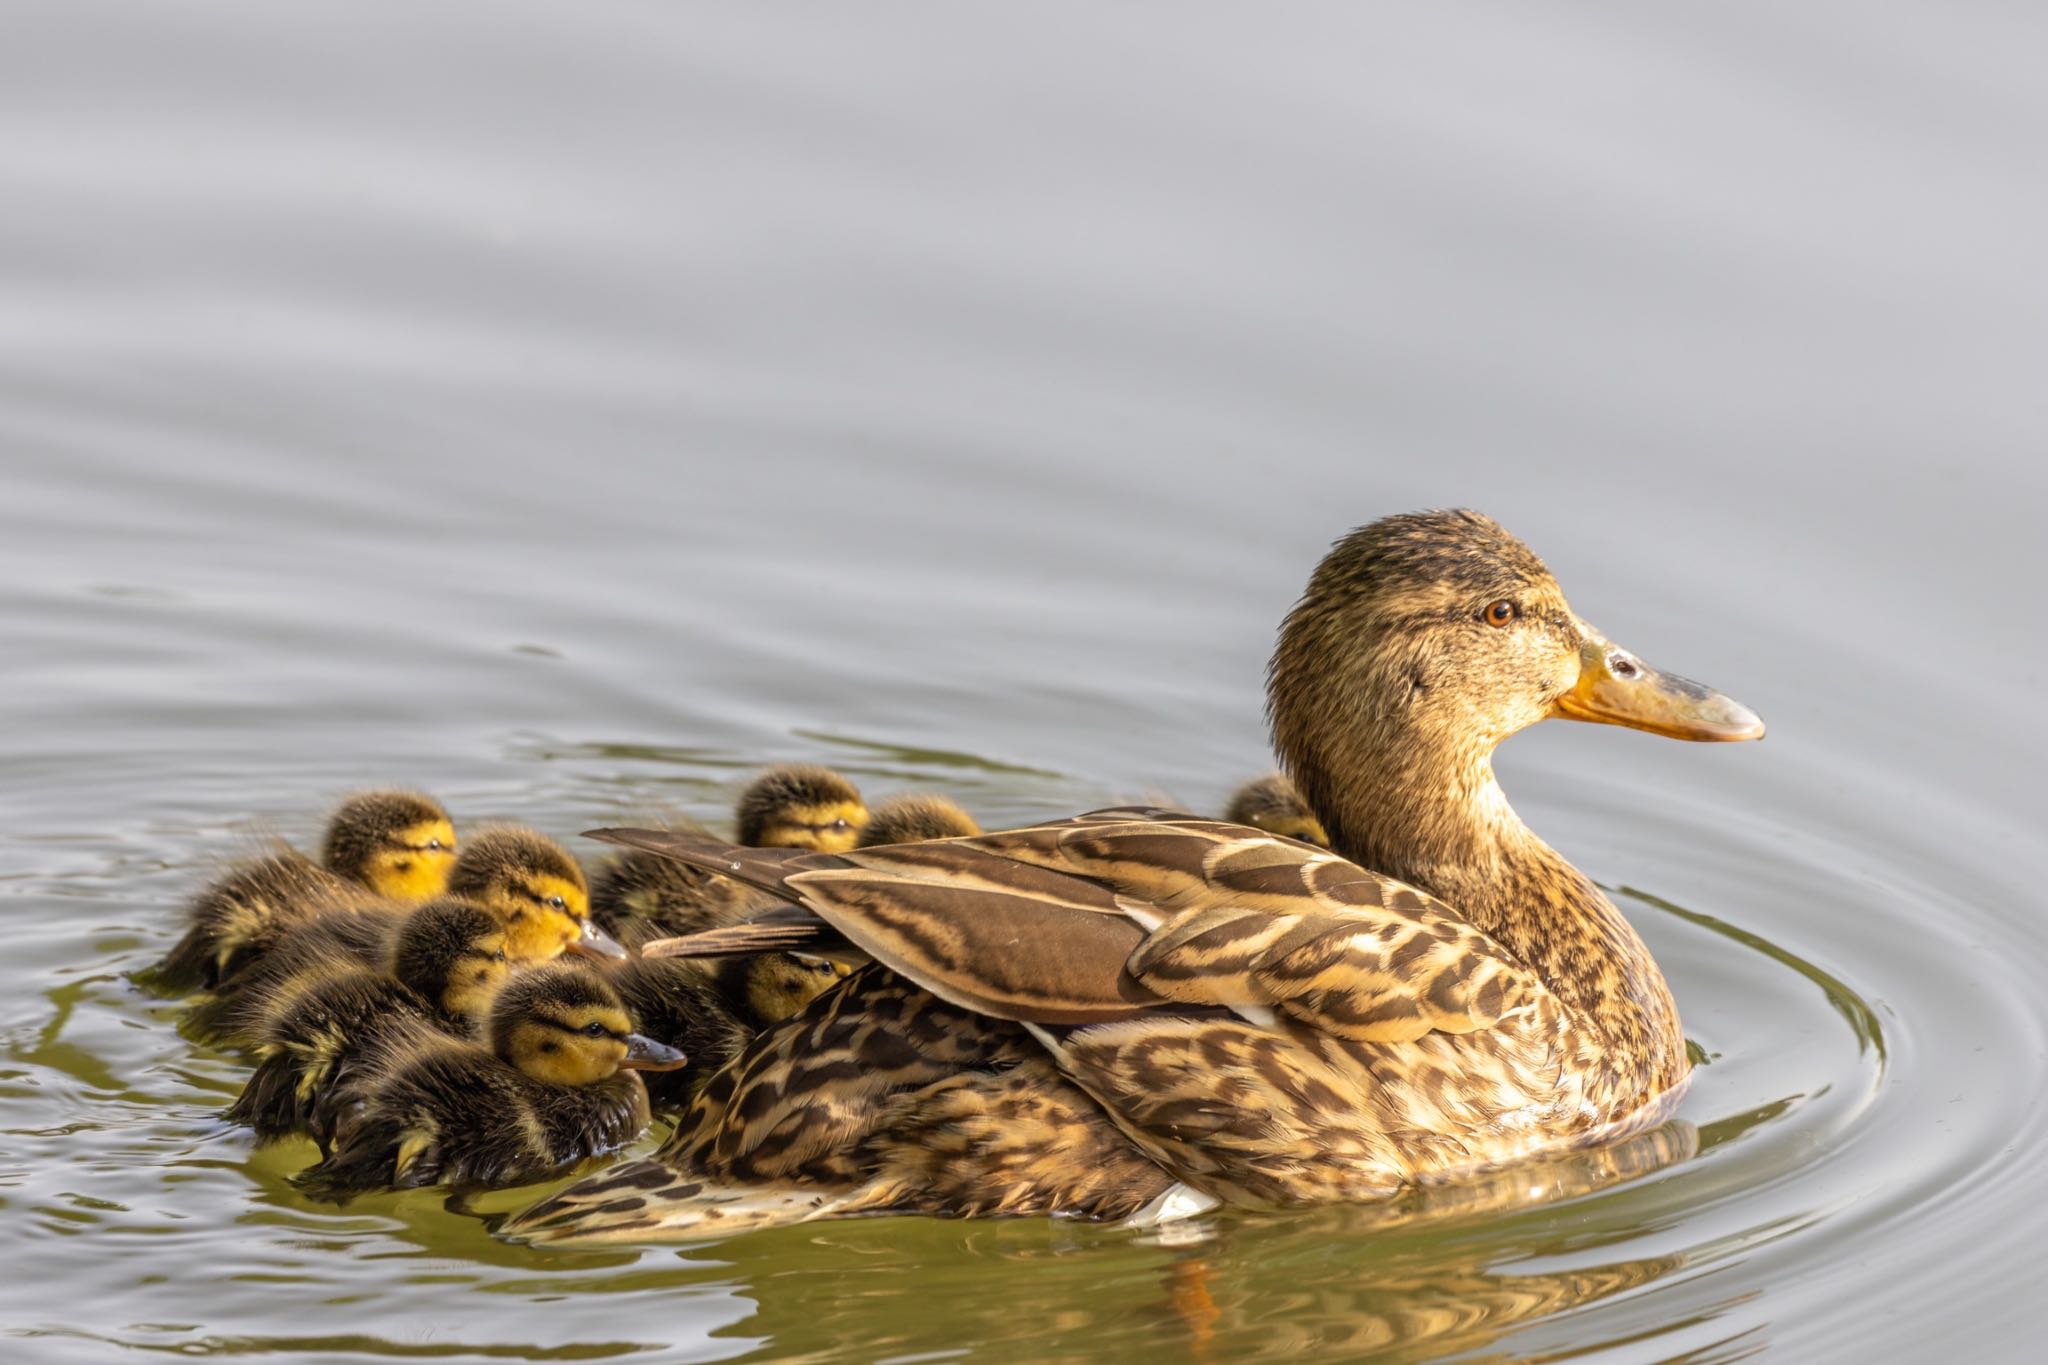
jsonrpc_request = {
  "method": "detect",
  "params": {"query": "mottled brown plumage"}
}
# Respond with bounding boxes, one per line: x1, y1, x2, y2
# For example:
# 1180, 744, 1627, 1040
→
507, 510, 1762, 1244
150, 789, 457, 993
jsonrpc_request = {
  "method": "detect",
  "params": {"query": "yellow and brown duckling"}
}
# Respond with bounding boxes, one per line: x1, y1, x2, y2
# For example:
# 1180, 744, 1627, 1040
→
857, 793, 982, 847
590, 765, 870, 952
447, 825, 623, 964
222, 899, 511, 1143
188, 825, 620, 1047
510, 509, 1765, 1245
1223, 773, 1330, 847
294, 961, 684, 1200
152, 789, 457, 993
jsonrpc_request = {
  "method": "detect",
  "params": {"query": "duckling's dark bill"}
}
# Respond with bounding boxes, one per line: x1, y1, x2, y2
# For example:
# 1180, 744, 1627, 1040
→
1553, 634, 1765, 742
571, 918, 629, 960
620, 1033, 687, 1072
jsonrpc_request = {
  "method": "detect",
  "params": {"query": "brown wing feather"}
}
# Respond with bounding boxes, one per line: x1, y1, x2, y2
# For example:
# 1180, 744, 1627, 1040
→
1071, 823, 1544, 1041
589, 813, 1540, 1041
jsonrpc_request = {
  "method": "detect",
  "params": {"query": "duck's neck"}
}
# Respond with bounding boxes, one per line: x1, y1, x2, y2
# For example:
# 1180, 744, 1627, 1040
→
1286, 728, 1685, 1096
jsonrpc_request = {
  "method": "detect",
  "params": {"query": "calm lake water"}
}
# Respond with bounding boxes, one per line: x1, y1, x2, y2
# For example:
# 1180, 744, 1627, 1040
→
4, 3, 2045, 1361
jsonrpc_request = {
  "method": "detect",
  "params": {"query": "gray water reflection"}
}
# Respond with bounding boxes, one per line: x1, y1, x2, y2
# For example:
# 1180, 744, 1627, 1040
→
2, 1, 2046, 1361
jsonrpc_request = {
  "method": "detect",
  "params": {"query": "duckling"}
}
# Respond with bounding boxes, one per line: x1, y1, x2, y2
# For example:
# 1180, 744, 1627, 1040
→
590, 765, 870, 951
1223, 772, 1331, 847
293, 962, 684, 1200
856, 793, 982, 847
222, 899, 511, 1143
603, 951, 841, 1112
187, 825, 623, 1047
446, 826, 623, 964
151, 790, 457, 993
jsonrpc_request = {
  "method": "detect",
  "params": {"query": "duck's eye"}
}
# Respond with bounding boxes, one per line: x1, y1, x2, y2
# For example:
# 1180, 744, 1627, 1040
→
1483, 599, 1519, 628
831, 818, 850, 832
491, 949, 507, 963
427, 839, 444, 851
548, 895, 568, 911
583, 1022, 607, 1038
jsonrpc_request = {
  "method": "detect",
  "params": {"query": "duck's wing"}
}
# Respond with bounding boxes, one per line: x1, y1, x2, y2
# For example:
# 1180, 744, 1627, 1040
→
1054, 818, 1548, 1041
589, 810, 1542, 1042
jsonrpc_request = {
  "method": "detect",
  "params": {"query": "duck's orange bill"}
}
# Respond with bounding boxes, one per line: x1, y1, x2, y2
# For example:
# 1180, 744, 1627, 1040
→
1552, 634, 1765, 742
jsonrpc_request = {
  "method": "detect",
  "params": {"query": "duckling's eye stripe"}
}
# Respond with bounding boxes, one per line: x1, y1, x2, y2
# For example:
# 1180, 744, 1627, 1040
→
540, 1017, 624, 1041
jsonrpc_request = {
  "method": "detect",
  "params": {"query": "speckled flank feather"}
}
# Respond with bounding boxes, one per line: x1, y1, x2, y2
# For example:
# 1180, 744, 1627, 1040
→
507, 510, 1757, 1243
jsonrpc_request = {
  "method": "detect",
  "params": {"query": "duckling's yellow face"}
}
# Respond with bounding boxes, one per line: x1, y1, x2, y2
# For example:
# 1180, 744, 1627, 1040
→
364, 818, 459, 903
503, 1002, 685, 1088
436, 928, 511, 1025
478, 871, 593, 963
743, 954, 843, 1025
506, 1001, 638, 1087
757, 799, 870, 853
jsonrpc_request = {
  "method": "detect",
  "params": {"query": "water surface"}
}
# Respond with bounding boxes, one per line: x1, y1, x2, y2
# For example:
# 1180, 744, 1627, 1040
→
2, 3, 2044, 1361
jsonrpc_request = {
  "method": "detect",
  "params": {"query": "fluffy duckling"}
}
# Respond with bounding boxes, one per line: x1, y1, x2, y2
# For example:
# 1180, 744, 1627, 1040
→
590, 765, 870, 951
856, 793, 982, 847
604, 951, 841, 1112
735, 764, 870, 851
222, 899, 510, 1142
152, 790, 457, 993
447, 826, 624, 964
1223, 772, 1331, 848
187, 825, 622, 1047
293, 962, 684, 1200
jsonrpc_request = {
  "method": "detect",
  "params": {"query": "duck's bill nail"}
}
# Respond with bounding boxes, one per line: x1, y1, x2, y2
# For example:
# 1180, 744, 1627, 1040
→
619, 1033, 687, 1072
1553, 636, 1766, 742
569, 920, 630, 961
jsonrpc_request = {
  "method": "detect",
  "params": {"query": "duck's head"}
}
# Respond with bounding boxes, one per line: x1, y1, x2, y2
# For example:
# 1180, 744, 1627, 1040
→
488, 962, 685, 1087
1224, 774, 1330, 847
735, 765, 869, 852
390, 898, 510, 1027
1270, 510, 1763, 865
320, 790, 458, 902
857, 793, 982, 847
446, 828, 625, 964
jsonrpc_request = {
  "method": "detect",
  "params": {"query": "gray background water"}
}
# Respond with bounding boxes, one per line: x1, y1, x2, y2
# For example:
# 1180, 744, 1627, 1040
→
2, 3, 2044, 1360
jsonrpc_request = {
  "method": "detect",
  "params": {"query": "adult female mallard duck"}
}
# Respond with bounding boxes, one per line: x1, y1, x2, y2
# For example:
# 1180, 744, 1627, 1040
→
151, 789, 458, 992
293, 961, 684, 1200
589, 765, 870, 952
507, 510, 1763, 1244
1223, 773, 1329, 848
